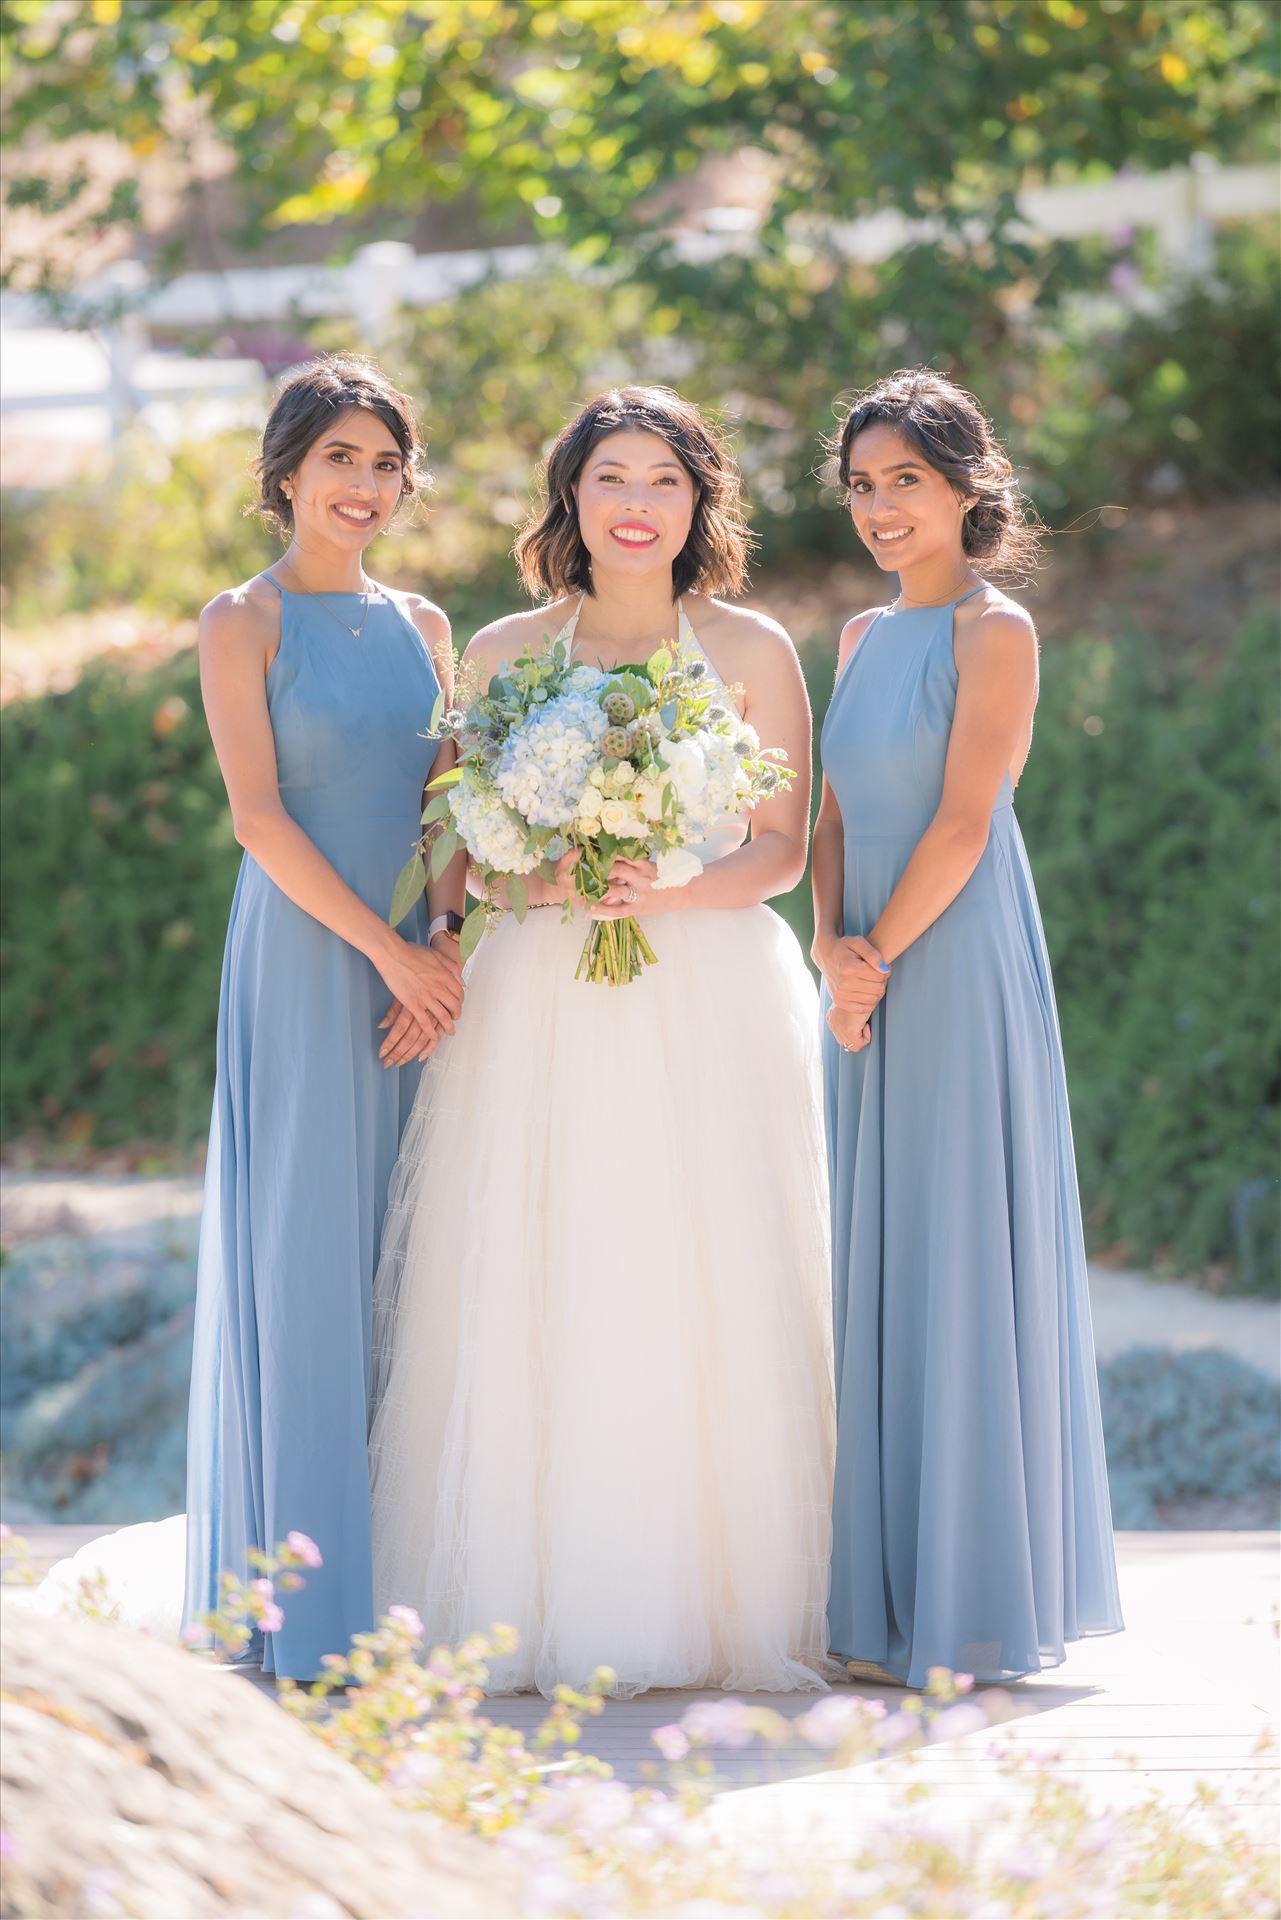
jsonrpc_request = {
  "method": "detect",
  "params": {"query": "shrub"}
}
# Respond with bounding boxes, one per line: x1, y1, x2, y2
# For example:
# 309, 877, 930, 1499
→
1, 602, 1276, 1288
774, 606, 1280, 1291
1099, 1347, 1281, 1528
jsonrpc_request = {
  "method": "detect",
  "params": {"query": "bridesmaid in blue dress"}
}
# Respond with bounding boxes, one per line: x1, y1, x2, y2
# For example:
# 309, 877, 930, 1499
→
182, 357, 467, 1678
812, 369, 1122, 1689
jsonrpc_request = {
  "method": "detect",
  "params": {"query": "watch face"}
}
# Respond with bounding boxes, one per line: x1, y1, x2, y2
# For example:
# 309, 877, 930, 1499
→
446, 910, 465, 935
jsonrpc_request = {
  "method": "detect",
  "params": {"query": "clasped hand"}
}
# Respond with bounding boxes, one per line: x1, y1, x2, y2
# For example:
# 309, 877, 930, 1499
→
815, 932, 890, 1054
377, 934, 466, 1067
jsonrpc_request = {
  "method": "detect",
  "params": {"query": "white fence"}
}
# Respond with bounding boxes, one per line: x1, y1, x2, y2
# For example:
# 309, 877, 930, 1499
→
0, 160, 1274, 457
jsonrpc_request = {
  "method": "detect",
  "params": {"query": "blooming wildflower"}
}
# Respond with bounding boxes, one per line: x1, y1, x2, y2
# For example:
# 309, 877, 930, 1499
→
0, 1525, 11, 1542
954, 1671, 975, 1692
929, 1700, 988, 1743
181, 1623, 205, 1646
651, 1723, 690, 1761
680, 1698, 756, 1749
259, 1602, 285, 1633
251, 1577, 275, 1600
387, 1603, 425, 1639
794, 1695, 874, 1749
285, 1531, 323, 1568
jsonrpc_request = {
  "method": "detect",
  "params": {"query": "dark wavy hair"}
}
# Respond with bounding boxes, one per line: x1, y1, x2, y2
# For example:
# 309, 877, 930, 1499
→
515, 385, 753, 600
827, 368, 1042, 581
253, 354, 426, 539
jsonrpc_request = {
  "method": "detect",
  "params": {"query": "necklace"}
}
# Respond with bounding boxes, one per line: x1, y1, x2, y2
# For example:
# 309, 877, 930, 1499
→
894, 572, 982, 611
273, 562, 377, 640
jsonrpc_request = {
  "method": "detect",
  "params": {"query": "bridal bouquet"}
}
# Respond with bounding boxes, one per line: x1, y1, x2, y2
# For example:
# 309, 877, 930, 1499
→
390, 635, 794, 985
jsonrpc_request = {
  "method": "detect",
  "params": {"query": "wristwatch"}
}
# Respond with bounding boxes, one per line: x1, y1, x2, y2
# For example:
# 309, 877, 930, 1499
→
428, 910, 464, 943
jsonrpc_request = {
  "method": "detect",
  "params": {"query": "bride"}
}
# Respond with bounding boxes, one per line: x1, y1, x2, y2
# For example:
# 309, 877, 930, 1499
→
369, 386, 836, 1696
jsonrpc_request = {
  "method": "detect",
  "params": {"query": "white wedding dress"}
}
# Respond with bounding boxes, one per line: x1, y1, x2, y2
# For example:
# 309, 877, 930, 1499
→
369, 604, 836, 1697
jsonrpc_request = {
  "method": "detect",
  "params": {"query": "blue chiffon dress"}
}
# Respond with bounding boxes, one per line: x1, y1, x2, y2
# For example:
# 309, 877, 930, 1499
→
183, 581, 440, 1678
821, 585, 1123, 1688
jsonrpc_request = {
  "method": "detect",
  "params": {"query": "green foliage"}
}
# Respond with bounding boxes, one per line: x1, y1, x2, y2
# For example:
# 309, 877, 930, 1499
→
2, 606, 1274, 1288
0, 432, 274, 625
1019, 606, 1280, 1288
0, 647, 240, 1150
4, 0, 1277, 293
774, 607, 1280, 1292
1014, 231, 1281, 513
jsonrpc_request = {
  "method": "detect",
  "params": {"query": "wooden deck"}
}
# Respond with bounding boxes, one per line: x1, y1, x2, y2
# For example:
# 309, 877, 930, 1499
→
14, 1527, 1278, 1856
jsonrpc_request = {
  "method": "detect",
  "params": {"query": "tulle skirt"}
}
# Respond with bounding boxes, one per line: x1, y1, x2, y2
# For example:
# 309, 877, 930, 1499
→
369, 902, 836, 1697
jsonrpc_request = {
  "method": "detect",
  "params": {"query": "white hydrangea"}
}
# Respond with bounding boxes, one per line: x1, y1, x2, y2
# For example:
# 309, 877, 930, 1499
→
495, 688, 610, 829
450, 772, 543, 875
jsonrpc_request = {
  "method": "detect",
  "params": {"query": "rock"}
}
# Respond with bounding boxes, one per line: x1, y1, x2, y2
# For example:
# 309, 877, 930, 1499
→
0, 1600, 518, 1918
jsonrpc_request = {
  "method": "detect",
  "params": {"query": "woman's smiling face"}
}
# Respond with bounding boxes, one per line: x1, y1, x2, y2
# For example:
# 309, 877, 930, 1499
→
286, 406, 406, 550
574, 429, 698, 580
846, 422, 972, 573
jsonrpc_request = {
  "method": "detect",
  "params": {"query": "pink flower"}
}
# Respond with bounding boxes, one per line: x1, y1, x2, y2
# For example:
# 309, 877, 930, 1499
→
387, 1603, 424, 1638
651, 1724, 690, 1762
794, 1696, 870, 1749
954, 1672, 975, 1693
251, 1578, 275, 1600
680, 1698, 756, 1749
259, 1602, 284, 1633
181, 1624, 205, 1647
0, 1828, 16, 1859
285, 1531, 323, 1568
0, 1525, 12, 1543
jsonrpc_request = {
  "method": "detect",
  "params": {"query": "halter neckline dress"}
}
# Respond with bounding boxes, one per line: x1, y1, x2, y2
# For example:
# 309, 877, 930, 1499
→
820, 583, 1122, 1688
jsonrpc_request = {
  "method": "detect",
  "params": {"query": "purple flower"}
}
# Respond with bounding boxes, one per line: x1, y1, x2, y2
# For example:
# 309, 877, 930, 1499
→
251, 1577, 275, 1600
953, 1672, 975, 1693
651, 1723, 690, 1761
259, 1602, 285, 1633
387, 1603, 425, 1638
285, 1531, 323, 1568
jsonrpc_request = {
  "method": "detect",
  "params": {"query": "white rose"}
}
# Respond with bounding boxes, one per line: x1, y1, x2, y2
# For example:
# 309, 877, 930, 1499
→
660, 738, 708, 806
599, 797, 635, 835
652, 847, 704, 890
636, 775, 669, 823
588, 765, 607, 790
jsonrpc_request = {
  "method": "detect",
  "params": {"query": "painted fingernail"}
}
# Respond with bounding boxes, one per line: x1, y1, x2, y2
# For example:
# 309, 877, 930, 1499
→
879, 962, 890, 972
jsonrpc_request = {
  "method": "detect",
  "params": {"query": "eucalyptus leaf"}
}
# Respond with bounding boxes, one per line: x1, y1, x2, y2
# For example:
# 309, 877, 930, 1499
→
428, 689, 445, 735
427, 766, 464, 790
388, 851, 426, 928
429, 828, 460, 879
421, 791, 453, 826
507, 871, 529, 923
647, 647, 673, 680
660, 702, 678, 728
458, 905, 487, 964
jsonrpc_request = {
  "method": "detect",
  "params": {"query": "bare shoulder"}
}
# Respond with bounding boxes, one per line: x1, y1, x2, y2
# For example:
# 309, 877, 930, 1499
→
389, 587, 451, 651
693, 596, 799, 680
464, 600, 573, 671
955, 587, 1039, 667
197, 576, 278, 660
837, 605, 886, 672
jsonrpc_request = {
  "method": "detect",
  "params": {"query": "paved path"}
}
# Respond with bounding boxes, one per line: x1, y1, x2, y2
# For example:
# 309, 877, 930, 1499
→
11, 1529, 1277, 1860
4, 1171, 1278, 1374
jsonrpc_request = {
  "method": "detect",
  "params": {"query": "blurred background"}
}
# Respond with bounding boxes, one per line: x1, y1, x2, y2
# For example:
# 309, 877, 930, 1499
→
1, 1, 1277, 1527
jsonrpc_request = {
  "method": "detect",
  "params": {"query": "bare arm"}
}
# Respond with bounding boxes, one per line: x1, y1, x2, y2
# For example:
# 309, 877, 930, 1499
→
198, 590, 463, 1039
810, 611, 892, 1044
868, 604, 1039, 962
